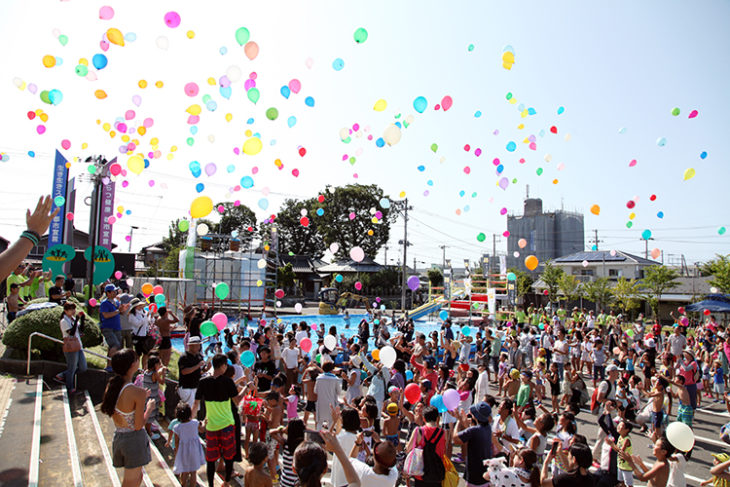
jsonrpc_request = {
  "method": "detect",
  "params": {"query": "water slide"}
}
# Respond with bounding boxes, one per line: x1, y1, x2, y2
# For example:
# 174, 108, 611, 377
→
409, 298, 445, 320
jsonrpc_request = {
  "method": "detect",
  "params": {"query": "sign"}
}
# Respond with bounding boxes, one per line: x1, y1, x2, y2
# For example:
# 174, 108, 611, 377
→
487, 288, 496, 318
507, 280, 517, 306
48, 150, 68, 248
97, 158, 117, 250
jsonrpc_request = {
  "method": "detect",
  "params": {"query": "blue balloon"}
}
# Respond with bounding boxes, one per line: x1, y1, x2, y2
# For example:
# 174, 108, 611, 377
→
195, 183, 205, 193
700, 151, 708, 159
226, 164, 235, 173
332, 58, 345, 71
657, 211, 664, 219
557, 106, 565, 115
48, 89, 63, 105
190, 126, 198, 135
439, 310, 449, 321
461, 325, 471, 337
189, 161, 201, 178
240, 176, 254, 189
335, 274, 344, 283
258, 198, 269, 210
527, 107, 537, 115
395, 121, 402, 129
206, 101, 217, 111
219, 46, 228, 55
405, 370, 414, 381
417, 165, 425, 172
316, 208, 324, 216
287, 116, 297, 128
241, 350, 255, 368
375, 138, 385, 148
413, 96, 427, 113
247, 118, 254, 125
506, 141, 517, 152
280, 85, 291, 99
144, 158, 150, 168
506, 272, 516, 281
474, 110, 482, 118
305, 96, 315, 107
92, 53, 108, 70
430, 394, 447, 413
219, 86, 232, 99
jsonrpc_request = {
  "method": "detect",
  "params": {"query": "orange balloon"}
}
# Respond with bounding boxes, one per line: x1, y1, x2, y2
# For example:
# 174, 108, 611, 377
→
524, 255, 539, 271
590, 204, 601, 216
371, 349, 380, 361
141, 283, 153, 296
42, 55, 56, 68
95, 90, 108, 99
106, 28, 125, 46
518, 238, 527, 249
244, 41, 259, 60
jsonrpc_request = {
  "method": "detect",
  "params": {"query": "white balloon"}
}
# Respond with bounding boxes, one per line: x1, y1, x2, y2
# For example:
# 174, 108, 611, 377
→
196, 223, 209, 236
383, 125, 402, 146
666, 421, 694, 452
226, 65, 242, 82
156, 36, 169, 50
324, 335, 337, 351
257, 258, 267, 269
294, 303, 303, 313
329, 242, 340, 254
350, 246, 365, 262
379, 346, 397, 368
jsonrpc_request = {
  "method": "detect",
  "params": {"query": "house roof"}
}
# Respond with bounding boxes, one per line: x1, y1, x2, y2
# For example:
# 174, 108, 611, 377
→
317, 256, 383, 273
553, 250, 658, 266
280, 254, 326, 274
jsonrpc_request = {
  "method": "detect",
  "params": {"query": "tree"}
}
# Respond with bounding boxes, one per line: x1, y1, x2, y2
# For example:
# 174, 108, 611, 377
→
216, 202, 257, 237
612, 277, 641, 317
264, 198, 326, 258
427, 268, 444, 287
508, 268, 535, 300
558, 274, 583, 304
162, 218, 214, 252
584, 277, 613, 311
470, 267, 487, 294
700, 254, 730, 294
277, 263, 296, 291
540, 261, 564, 304
641, 265, 679, 317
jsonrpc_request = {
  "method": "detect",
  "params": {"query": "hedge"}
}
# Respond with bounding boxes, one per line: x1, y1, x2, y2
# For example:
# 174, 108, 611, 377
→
2, 306, 102, 361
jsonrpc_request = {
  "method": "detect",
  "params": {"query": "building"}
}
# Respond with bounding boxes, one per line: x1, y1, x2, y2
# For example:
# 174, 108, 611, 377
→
551, 250, 658, 281
506, 197, 584, 273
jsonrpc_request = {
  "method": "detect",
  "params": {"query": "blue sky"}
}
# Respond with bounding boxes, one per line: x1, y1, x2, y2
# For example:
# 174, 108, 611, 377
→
0, 0, 728, 268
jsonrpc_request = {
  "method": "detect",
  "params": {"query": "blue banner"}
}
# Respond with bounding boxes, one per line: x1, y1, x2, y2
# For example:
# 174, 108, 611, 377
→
48, 150, 68, 248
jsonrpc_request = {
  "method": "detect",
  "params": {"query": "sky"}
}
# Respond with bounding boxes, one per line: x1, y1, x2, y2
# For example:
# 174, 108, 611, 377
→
0, 0, 729, 270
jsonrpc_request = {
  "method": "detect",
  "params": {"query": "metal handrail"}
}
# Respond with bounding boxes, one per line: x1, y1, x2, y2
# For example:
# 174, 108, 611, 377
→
26, 331, 109, 376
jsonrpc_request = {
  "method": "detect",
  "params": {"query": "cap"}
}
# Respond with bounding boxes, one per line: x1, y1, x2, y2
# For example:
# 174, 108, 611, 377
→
104, 284, 117, 292
388, 385, 400, 394
386, 403, 399, 415
187, 336, 202, 345
521, 370, 533, 379
713, 453, 730, 463
469, 402, 492, 423
644, 338, 656, 348
606, 364, 619, 373
509, 369, 520, 380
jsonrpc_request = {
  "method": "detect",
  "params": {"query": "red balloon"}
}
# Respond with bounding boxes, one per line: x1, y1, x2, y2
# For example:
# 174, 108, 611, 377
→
704, 309, 711, 316
275, 289, 285, 299
677, 306, 685, 314
404, 383, 421, 404
300, 337, 312, 353
153, 285, 164, 295
459, 363, 469, 372
626, 200, 636, 209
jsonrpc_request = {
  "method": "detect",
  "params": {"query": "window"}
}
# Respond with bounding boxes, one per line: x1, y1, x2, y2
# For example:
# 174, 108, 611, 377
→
608, 269, 621, 277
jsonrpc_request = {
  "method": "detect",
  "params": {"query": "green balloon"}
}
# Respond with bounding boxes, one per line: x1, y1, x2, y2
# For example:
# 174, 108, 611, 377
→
467, 43, 475, 52
75, 64, 88, 77
671, 107, 680, 116
536, 167, 543, 176
178, 220, 190, 232
477, 232, 486, 242
430, 143, 438, 153
353, 27, 368, 44
235, 27, 250, 46
200, 320, 217, 337
58, 35, 68, 46
247, 87, 260, 104
215, 282, 230, 300
266, 107, 279, 120
506, 92, 513, 100
40, 90, 51, 104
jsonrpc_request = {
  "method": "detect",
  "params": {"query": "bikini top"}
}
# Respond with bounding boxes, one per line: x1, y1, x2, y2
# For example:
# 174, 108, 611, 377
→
115, 383, 137, 432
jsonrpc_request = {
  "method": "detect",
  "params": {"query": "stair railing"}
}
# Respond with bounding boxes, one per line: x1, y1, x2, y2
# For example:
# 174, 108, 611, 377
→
27, 331, 110, 376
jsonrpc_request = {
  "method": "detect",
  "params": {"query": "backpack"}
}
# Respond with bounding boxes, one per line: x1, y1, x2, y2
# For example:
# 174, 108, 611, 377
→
590, 380, 612, 414
422, 428, 446, 482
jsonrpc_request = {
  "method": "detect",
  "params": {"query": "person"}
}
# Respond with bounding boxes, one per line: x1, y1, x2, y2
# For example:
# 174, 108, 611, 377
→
606, 420, 633, 487
100, 349, 155, 487
676, 351, 699, 409
54, 302, 87, 392
245, 442, 273, 487
6, 264, 31, 299
276, 418, 305, 487
0, 195, 58, 283
667, 327, 687, 362
348, 433, 399, 487
64, 272, 76, 298
592, 364, 618, 459
314, 362, 342, 429
453, 402, 493, 487
618, 437, 674, 487
486, 448, 541, 487
192, 353, 246, 487
128, 298, 153, 369
494, 398, 520, 455
539, 442, 594, 487
475, 359, 491, 403
142, 355, 166, 439
293, 430, 361, 487
254, 346, 277, 392
171, 402, 206, 487
405, 405, 446, 487
177, 336, 208, 408
154, 306, 179, 367
48, 275, 69, 304
707, 453, 730, 484
281, 337, 301, 391
118, 293, 135, 350
100, 285, 129, 366
6, 282, 22, 322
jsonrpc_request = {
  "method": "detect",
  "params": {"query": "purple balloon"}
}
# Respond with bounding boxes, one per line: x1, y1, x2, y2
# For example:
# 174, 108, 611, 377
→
442, 388, 460, 411
244, 79, 256, 91
407, 275, 420, 291
499, 177, 509, 190
219, 75, 231, 88
204, 163, 217, 177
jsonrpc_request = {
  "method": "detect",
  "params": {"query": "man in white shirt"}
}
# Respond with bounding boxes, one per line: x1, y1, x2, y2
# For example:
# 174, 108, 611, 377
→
314, 362, 342, 429
281, 336, 301, 390
668, 327, 687, 361
552, 329, 569, 377
475, 359, 490, 403
349, 439, 398, 487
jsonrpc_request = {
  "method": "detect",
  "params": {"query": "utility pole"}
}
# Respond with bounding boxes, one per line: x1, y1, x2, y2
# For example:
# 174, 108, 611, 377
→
643, 237, 655, 260
439, 245, 447, 270
395, 198, 412, 313
590, 229, 603, 251
128, 226, 138, 252
384, 245, 388, 266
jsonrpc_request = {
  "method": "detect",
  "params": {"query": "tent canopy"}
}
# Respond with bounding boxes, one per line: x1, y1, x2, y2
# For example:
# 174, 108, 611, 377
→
686, 294, 730, 313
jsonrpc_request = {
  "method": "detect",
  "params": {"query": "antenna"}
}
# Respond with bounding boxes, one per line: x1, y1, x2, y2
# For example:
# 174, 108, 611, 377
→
526, 184, 530, 199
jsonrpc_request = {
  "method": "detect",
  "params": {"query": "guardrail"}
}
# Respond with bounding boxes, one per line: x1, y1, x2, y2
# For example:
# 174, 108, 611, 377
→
26, 332, 110, 376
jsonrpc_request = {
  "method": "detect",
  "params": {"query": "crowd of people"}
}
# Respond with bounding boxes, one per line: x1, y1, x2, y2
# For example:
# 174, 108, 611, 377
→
93, 299, 730, 487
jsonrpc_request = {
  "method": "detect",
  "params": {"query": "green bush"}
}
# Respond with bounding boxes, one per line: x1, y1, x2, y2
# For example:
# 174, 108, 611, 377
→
2, 306, 102, 360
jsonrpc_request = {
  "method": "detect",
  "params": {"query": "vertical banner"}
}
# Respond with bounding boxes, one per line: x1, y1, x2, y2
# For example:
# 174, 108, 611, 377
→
48, 150, 68, 248
507, 280, 517, 306
62, 177, 76, 247
97, 158, 117, 250
487, 287, 496, 318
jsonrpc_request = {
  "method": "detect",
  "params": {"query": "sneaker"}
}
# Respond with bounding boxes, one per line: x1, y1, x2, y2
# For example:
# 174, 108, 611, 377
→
53, 374, 65, 385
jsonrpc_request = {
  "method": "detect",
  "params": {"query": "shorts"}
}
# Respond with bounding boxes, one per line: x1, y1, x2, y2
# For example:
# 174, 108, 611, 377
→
305, 400, 316, 412
715, 383, 725, 395
112, 429, 151, 469
384, 434, 399, 446
617, 468, 634, 486
102, 328, 122, 350
266, 433, 279, 459
205, 426, 236, 462
177, 387, 197, 408
593, 365, 605, 381
6, 312, 16, 323
550, 382, 560, 397
650, 411, 664, 430
159, 336, 172, 350
677, 403, 694, 425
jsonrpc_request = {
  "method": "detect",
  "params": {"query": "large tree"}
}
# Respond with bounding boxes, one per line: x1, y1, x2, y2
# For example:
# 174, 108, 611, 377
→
540, 261, 564, 304
584, 277, 613, 311
216, 202, 257, 237
263, 198, 326, 258
612, 277, 642, 317
558, 274, 584, 304
161, 218, 214, 252
641, 265, 679, 317
701, 254, 730, 294
508, 267, 535, 300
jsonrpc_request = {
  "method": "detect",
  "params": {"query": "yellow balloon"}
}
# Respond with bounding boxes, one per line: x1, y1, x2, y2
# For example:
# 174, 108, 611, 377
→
524, 255, 539, 271
190, 196, 213, 219
256, 280, 263, 287
186, 30, 195, 39
137, 126, 146, 136
150, 137, 159, 146
373, 99, 387, 112
186, 104, 201, 116
102, 122, 111, 131
106, 28, 125, 46
399, 191, 406, 198
127, 155, 144, 175
225, 113, 233, 122
207, 77, 216, 85
245, 129, 252, 137
79, 58, 88, 66
243, 137, 263, 155
683, 168, 696, 181
95, 90, 107, 99
138, 80, 147, 89
42, 55, 56, 68
155, 81, 164, 88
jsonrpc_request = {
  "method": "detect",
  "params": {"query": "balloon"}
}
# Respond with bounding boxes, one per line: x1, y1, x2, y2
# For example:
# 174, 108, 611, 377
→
294, 303, 303, 313
141, 283, 153, 296
404, 383, 421, 403
517, 238, 527, 249
373, 99, 387, 111
383, 125, 402, 146
641, 229, 652, 240
164, 11, 181, 28
266, 107, 279, 120
200, 320, 217, 337
127, 155, 144, 175
683, 168, 695, 181
324, 335, 337, 351
92, 53, 108, 69
243, 137, 262, 155
677, 306, 686, 314
99, 6, 115, 19
241, 350, 255, 367
215, 282, 230, 300
507, 272, 516, 281
106, 28, 124, 46
442, 389, 460, 411
275, 289, 285, 299
650, 248, 661, 260
704, 309, 711, 316
244, 41, 259, 60
477, 233, 486, 242
405, 370, 414, 381
666, 422, 694, 452
300, 337, 312, 353
156, 36, 169, 50
235, 27, 250, 46
680, 317, 689, 327
154, 294, 166, 305
212, 312, 228, 330
371, 349, 380, 361
407, 276, 420, 291
88, 298, 97, 307
353, 27, 368, 43
332, 58, 345, 71
152, 285, 164, 295
524, 255, 539, 271
350, 246, 365, 262
439, 310, 449, 321
114, 270, 122, 279
413, 96, 427, 113
461, 326, 471, 337
190, 196, 213, 218
247, 87, 260, 104
671, 107, 680, 116
441, 96, 453, 111
380, 346, 397, 368
430, 394, 447, 413
354, 281, 362, 291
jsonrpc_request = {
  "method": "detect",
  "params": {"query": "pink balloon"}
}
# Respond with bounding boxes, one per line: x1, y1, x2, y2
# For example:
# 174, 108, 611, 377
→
100, 41, 109, 52
442, 388, 460, 411
355, 281, 362, 291
88, 298, 97, 307
114, 270, 122, 279
184, 82, 199, 97
36, 125, 46, 135
212, 312, 228, 330
288, 79, 301, 94
125, 110, 135, 120
204, 163, 217, 176
61, 139, 71, 150
350, 246, 365, 262
300, 337, 312, 353
164, 11, 181, 28
99, 6, 115, 20
441, 96, 453, 111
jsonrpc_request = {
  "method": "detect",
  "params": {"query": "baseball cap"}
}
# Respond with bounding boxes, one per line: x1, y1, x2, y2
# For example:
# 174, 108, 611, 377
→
104, 284, 117, 292
386, 403, 399, 416
606, 364, 619, 373
713, 453, 730, 463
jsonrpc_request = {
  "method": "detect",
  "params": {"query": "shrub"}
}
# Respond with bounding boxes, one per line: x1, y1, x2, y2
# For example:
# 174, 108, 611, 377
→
2, 306, 102, 360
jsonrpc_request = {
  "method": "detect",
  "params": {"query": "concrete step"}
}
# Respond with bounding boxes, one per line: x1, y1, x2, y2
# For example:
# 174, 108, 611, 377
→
0, 376, 38, 487
38, 388, 81, 486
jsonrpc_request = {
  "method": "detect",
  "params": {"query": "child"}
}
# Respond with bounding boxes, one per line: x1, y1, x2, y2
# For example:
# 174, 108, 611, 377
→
382, 402, 401, 449
286, 385, 300, 422
713, 360, 725, 402
142, 355, 166, 439
592, 339, 606, 388
244, 442, 273, 487
504, 369, 521, 399
703, 359, 712, 399
663, 374, 692, 427
170, 402, 205, 487
619, 438, 674, 487
607, 421, 634, 487
6, 283, 21, 323
547, 362, 560, 413
263, 391, 283, 480
302, 365, 319, 427
243, 384, 263, 458
581, 335, 594, 376
647, 377, 668, 442
497, 352, 509, 396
